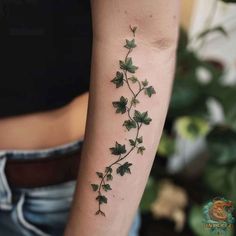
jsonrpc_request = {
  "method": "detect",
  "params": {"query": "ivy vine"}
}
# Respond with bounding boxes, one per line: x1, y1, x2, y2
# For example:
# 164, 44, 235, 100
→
91, 26, 156, 216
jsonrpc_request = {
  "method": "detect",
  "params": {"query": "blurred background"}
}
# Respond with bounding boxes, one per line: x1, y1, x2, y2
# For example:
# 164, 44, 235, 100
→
139, 0, 236, 235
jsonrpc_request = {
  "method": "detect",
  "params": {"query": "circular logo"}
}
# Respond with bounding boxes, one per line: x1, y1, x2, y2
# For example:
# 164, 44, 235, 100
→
203, 197, 235, 234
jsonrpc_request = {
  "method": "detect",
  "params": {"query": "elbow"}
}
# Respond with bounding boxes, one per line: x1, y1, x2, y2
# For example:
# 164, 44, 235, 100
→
140, 18, 179, 51
136, 28, 179, 52
128, 12, 179, 51
149, 36, 179, 51
128, 18, 179, 51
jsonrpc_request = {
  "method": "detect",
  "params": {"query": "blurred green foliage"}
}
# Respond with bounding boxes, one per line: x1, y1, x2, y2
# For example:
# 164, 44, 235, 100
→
221, 0, 236, 3
158, 27, 236, 155
141, 1, 236, 234
204, 127, 236, 204
157, 132, 175, 156
139, 177, 158, 212
175, 116, 210, 140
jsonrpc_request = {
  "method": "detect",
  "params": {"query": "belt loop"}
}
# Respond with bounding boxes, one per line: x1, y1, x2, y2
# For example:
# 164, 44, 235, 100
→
15, 193, 51, 236
0, 153, 13, 210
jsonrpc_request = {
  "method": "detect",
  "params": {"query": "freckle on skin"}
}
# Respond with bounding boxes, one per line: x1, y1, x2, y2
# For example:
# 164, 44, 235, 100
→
124, 10, 127, 14
149, 14, 153, 18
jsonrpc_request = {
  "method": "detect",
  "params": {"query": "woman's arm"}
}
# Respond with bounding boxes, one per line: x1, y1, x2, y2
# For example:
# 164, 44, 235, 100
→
65, 1, 180, 235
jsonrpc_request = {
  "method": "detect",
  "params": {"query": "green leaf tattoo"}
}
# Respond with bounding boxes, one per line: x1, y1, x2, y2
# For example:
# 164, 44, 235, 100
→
116, 162, 132, 176
110, 142, 127, 155
128, 76, 138, 83
111, 71, 124, 88
91, 26, 156, 216
137, 146, 146, 155
145, 86, 156, 97
133, 110, 152, 125
96, 195, 108, 204
124, 39, 136, 49
123, 120, 137, 131
91, 184, 99, 191
102, 184, 112, 192
112, 96, 128, 114
120, 57, 138, 73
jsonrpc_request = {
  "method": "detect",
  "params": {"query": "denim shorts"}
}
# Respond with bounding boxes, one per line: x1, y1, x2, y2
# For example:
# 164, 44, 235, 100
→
0, 139, 141, 236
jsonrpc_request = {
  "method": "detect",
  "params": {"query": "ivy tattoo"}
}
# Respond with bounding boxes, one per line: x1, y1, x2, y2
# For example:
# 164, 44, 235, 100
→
91, 26, 156, 216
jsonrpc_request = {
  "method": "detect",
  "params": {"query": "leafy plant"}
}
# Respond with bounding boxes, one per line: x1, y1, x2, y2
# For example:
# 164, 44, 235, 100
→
140, 2, 236, 233
91, 26, 156, 216
175, 116, 210, 140
139, 177, 158, 212
204, 126, 236, 204
221, 0, 236, 3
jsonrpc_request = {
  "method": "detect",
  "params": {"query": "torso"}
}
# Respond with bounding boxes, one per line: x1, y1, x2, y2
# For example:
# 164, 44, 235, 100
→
0, 0, 91, 150
0, 93, 88, 150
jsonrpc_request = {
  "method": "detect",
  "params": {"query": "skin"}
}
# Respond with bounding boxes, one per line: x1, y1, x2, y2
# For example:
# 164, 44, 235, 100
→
91, 27, 157, 216
64, 1, 180, 236
0, 1, 179, 235
0, 93, 88, 149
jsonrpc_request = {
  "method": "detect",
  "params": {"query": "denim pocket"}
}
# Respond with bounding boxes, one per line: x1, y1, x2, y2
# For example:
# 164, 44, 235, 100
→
8, 193, 50, 236
16, 181, 76, 236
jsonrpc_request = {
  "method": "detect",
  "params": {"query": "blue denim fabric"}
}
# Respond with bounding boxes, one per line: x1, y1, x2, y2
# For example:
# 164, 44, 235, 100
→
0, 140, 141, 236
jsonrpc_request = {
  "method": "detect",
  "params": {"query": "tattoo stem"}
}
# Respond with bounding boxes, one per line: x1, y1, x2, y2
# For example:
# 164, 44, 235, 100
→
92, 25, 155, 216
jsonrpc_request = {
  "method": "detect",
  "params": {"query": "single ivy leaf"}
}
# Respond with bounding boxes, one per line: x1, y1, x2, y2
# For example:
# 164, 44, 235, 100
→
116, 162, 133, 176
107, 174, 113, 181
137, 136, 143, 143
105, 166, 112, 173
142, 79, 148, 87
123, 119, 137, 131
131, 98, 140, 106
124, 39, 136, 49
111, 71, 124, 88
144, 86, 156, 97
102, 184, 112, 192
133, 110, 152, 125
128, 76, 138, 83
112, 96, 128, 114
110, 141, 127, 155
96, 172, 103, 178
91, 184, 99, 191
137, 146, 145, 155
129, 139, 136, 147
96, 195, 108, 204
119, 57, 138, 73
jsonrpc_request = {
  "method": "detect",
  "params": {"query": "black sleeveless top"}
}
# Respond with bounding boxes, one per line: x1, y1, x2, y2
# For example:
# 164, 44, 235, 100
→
0, 0, 92, 118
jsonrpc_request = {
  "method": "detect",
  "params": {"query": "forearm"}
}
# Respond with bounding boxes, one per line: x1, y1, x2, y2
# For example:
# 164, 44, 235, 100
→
65, 1, 179, 235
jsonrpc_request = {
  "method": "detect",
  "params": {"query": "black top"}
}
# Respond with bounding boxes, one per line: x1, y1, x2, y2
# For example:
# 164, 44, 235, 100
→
0, 0, 92, 118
